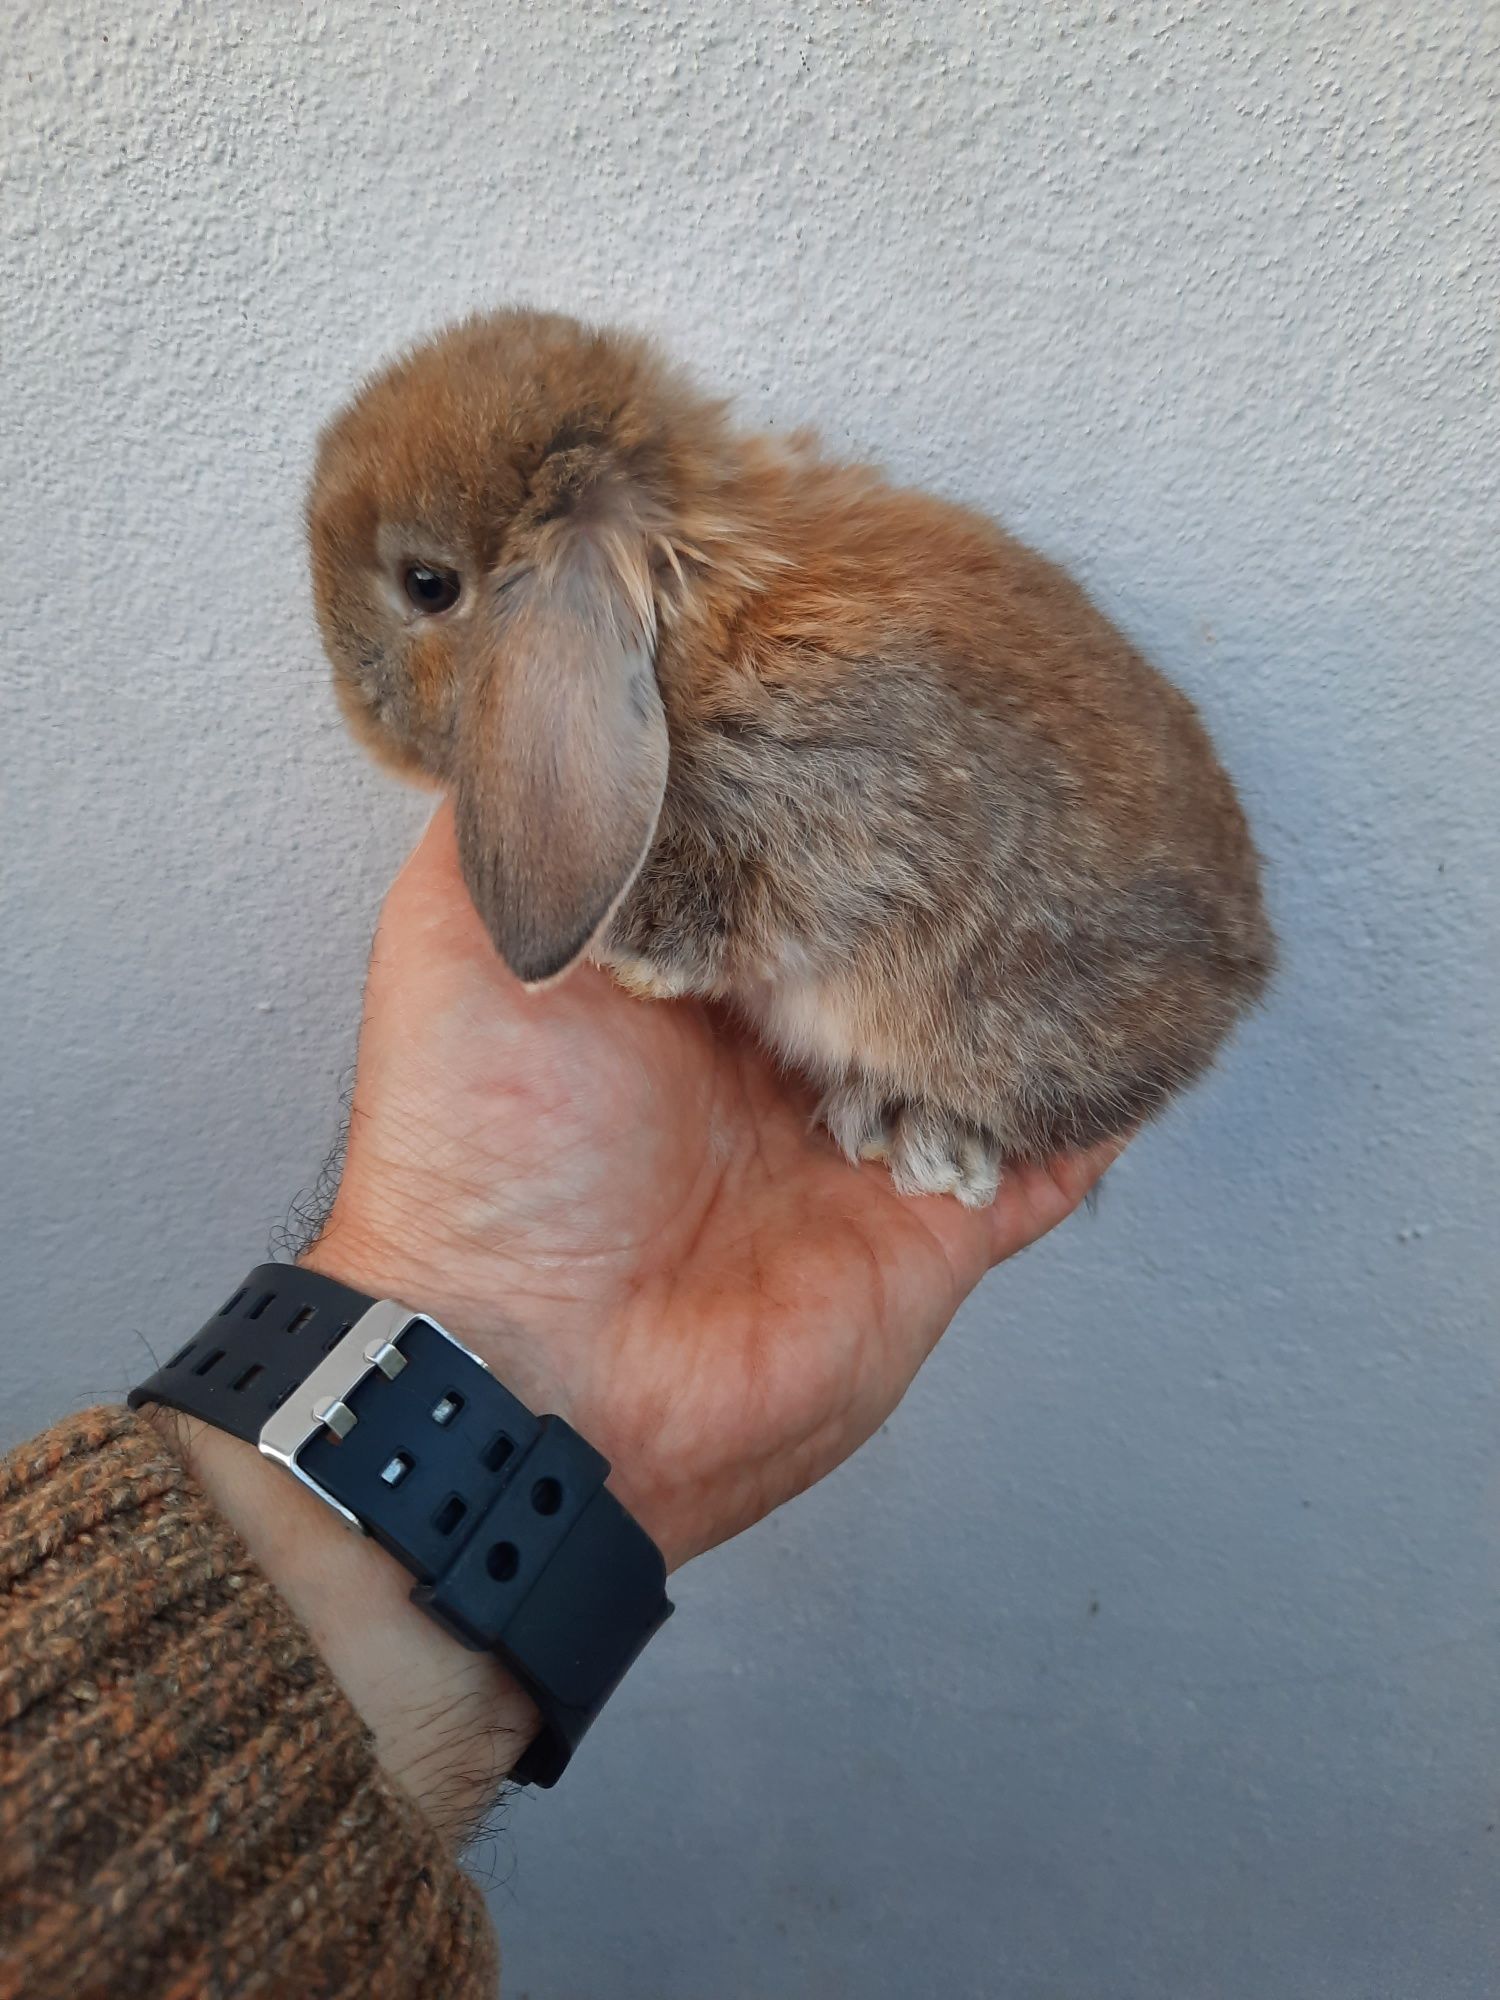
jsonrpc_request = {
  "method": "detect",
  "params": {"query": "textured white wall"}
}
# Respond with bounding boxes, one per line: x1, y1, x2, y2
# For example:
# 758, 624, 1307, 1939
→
3, 2, 1497, 1993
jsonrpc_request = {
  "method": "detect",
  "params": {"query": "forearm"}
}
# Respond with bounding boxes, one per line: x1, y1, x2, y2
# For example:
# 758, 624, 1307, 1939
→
154, 1401, 541, 1839
0, 1407, 500, 2000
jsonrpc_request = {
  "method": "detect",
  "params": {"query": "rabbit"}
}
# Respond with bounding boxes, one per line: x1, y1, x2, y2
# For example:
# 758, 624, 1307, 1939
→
307, 309, 1274, 1207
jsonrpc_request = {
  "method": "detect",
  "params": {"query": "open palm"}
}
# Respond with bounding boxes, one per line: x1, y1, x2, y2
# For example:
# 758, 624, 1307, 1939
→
311, 803, 1123, 1569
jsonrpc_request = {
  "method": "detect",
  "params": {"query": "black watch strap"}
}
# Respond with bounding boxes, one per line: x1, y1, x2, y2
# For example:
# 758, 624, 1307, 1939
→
129, 1263, 672, 1787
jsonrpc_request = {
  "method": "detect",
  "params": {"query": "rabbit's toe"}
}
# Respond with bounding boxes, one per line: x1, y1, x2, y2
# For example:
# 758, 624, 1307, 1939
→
817, 1080, 896, 1162
606, 954, 693, 1002
889, 1107, 1002, 1209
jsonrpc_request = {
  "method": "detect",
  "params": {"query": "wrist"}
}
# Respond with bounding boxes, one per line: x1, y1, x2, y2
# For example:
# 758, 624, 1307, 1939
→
300, 1208, 691, 1568
142, 1403, 540, 1842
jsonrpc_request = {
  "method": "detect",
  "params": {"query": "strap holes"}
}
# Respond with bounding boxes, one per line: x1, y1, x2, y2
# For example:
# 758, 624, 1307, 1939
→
433, 1494, 467, 1536
381, 1452, 414, 1487
431, 1392, 464, 1426
168, 1342, 196, 1369
218, 1288, 247, 1317
531, 1477, 563, 1517
245, 1292, 275, 1321
481, 1432, 514, 1473
486, 1541, 519, 1582
323, 1321, 353, 1354
193, 1348, 225, 1377
231, 1362, 264, 1393
286, 1305, 315, 1335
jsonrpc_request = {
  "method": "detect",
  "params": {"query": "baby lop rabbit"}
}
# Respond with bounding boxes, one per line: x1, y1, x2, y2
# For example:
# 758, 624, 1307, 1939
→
308, 311, 1273, 1206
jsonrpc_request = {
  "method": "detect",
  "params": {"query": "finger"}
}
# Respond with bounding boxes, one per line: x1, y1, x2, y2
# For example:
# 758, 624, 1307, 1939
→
1044, 1131, 1131, 1209
375, 799, 535, 990
376, 796, 662, 1031
384, 799, 467, 925
986, 1131, 1132, 1266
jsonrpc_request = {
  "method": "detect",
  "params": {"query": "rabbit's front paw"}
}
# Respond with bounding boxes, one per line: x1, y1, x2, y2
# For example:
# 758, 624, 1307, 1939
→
887, 1105, 1003, 1209
605, 954, 694, 1002
818, 1084, 1002, 1209
817, 1078, 896, 1163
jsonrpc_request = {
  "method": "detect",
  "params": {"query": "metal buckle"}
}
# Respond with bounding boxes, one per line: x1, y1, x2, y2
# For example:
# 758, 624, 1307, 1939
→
256, 1300, 422, 1531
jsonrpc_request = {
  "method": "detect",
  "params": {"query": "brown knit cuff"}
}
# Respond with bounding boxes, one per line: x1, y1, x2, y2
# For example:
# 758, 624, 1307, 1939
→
0, 1407, 498, 2000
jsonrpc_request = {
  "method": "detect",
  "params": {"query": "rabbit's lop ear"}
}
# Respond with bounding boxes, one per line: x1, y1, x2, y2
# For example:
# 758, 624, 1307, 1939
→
453, 493, 668, 987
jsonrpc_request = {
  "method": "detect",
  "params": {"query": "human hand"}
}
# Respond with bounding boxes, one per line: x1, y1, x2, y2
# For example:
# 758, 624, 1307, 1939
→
305, 803, 1126, 1572
172, 801, 1123, 1832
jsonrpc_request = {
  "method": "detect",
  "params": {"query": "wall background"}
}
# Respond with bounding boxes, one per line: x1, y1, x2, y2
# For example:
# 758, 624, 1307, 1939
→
4, 3, 1497, 1994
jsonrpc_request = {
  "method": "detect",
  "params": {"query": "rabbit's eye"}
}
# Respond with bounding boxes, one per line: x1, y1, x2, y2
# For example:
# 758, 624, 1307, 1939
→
403, 564, 460, 614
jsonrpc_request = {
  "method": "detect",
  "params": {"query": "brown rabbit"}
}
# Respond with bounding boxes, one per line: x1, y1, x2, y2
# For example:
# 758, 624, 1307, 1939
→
308, 309, 1273, 1206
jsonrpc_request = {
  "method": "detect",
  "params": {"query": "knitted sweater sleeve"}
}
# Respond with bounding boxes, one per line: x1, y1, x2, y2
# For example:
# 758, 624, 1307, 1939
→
0, 1407, 500, 2000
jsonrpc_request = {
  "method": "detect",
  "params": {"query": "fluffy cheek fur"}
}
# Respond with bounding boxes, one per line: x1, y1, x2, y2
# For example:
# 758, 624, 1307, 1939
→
317, 593, 458, 784
330, 669, 431, 782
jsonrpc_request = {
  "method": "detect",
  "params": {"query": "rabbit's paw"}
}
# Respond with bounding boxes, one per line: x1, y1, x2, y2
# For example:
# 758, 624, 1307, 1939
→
818, 1085, 1002, 1209
817, 1079, 897, 1164
606, 955, 694, 1002
888, 1105, 1002, 1209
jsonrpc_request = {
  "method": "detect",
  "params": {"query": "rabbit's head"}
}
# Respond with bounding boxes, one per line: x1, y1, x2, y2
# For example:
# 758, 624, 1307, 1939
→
308, 309, 732, 984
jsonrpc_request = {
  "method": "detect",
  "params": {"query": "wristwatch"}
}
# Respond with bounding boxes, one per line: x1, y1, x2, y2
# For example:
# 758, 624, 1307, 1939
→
129, 1262, 672, 1787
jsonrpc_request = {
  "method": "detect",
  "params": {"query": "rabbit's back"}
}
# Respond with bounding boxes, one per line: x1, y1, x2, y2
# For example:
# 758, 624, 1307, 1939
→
611, 458, 1273, 1158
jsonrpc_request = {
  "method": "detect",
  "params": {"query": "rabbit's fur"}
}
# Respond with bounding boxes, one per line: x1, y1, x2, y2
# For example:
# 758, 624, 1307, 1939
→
309, 310, 1273, 1205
